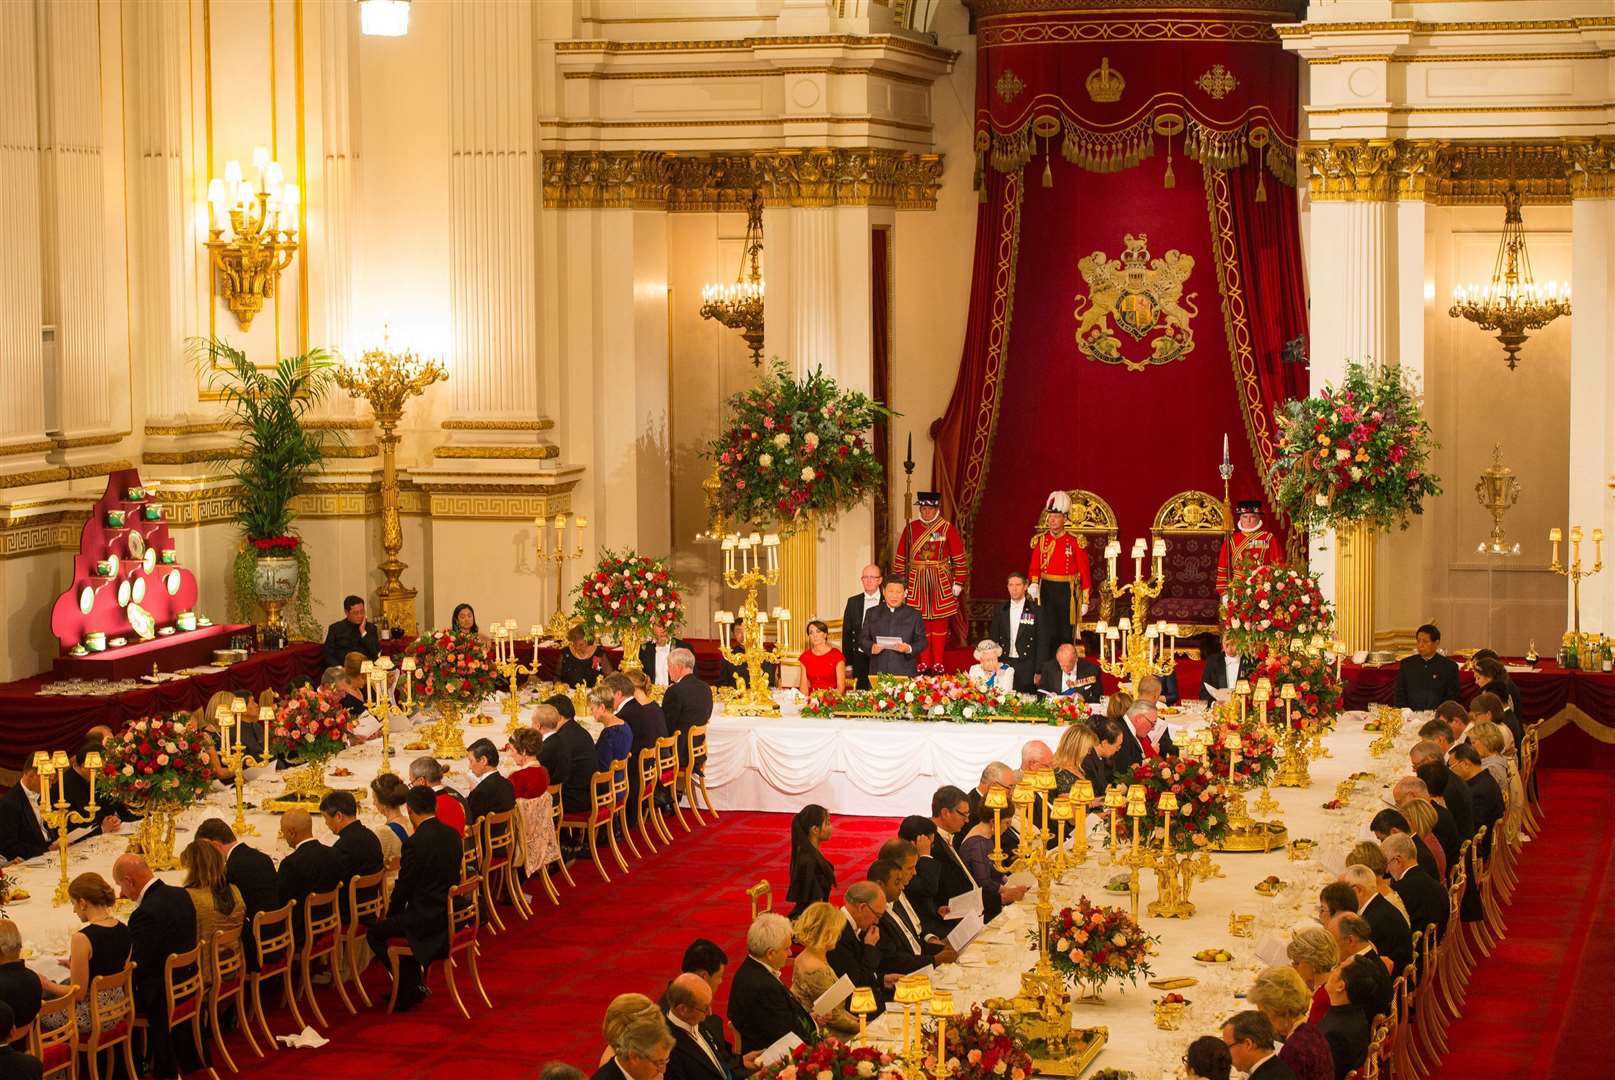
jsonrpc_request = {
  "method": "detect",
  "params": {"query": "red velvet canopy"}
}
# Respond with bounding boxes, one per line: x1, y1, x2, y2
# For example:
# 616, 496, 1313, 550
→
933, 0, 1309, 638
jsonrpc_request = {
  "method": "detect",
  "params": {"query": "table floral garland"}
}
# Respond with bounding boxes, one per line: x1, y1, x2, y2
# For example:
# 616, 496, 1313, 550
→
803, 673, 1090, 725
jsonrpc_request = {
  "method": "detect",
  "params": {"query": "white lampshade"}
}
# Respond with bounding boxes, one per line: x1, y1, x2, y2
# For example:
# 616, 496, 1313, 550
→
360, 0, 411, 37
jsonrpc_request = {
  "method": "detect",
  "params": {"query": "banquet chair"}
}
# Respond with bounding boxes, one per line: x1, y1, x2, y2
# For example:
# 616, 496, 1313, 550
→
30, 985, 79, 1080
245, 901, 305, 1047
384, 876, 491, 1019
609, 758, 641, 864
655, 735, 688, 835
550, 792, 578, 889
634, 748, 663, 854
1409, 930, 1446, 1069
515, 793, 562, 905
1147, 489, 1230, 635
207, 924, 262, 1070
132, 943, 216, 1080
1521, 724, 1544, 837
747, 879, 773, 919
477, 809, 530, 933
559, 770, 620, 882
80, 962, 137, 1080
683, 724, 717, 822
340, 869, 388, 1008
296, 886, 353, 1025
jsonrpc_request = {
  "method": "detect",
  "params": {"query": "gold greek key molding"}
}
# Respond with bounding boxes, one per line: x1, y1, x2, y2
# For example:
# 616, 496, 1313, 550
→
1302, 138, 1596, 204
0, 468, 70, 489
440, 418, 557, 432
425, 492, 574, 521
143, 421, 229, 437
0, 516, 82, 559
543, 147, 945, 211
554, 35, 956, 65
431, 445, 561, 460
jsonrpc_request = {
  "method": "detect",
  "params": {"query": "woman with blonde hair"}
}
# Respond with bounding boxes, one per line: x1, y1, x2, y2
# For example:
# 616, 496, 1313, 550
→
789, 902, 859, 1036
181, 838, 243, 976
1052, 723, 1097, 788
193, 690, 239, 781
1248, 966, 1331, 1080
1105, 690, 1134, 720
1396, 798, 1448, 880
1468, 719, 1525, 840
1286, 924, 1339, 1024
598, 992, 666, 1066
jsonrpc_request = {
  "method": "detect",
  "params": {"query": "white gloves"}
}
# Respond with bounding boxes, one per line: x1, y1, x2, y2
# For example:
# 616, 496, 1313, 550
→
952, 583, 963, 597
1028, 583, 1040, 601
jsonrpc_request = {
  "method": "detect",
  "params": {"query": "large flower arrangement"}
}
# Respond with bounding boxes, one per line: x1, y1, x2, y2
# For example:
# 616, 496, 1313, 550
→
706, 361, 890, 531
572, 550, 683, 638
98, 714, 216, 807
1126, 755, 1231, 853
1269, 360, 1442, 533
1222, 563, 1334, 656
1045, 896, 1155, 994
921, 1006, 1035, 1080
1201, 713, 1280, 788
755, 1038, 904, 1080
1252, 650, 1343, 730
803, 673, 1089, 725
407, 630, 500, 707
269, 686, 354, 762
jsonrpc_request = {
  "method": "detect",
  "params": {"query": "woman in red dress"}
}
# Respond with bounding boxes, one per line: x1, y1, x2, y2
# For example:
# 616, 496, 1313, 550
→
507, 726, 550, 798
797, 619, 846, 693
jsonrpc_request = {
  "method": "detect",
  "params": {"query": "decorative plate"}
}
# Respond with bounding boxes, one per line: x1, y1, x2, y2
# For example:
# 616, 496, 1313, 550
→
132, 577, 147, 604
106, 554, 120, 577
142, 548, 157, 574
78, 585, 94, 614
116, 580, 131, 607
157, 627, 175, 636
165, 569, 180, 596
127, 602, 156, 640
126, 529, 146, 560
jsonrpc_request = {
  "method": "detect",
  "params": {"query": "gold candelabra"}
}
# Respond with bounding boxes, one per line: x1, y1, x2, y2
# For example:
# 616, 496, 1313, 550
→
217, 699, 270, 837
1095, 538, 1176, 689
1448, 185, 1571, 371
1270, 681, 1312, 788
34, 750, 102, 905
1108, 785, 1155, 925
714, 532, 789, 717
360, 655, 412, 777
1549, 525, 1604, 636
335, 334, 448, 636
892, 973, 934, 1078
535, 516, 587, 642
1143, 791, 1219, 919
1369, 703, 1404, 758
699, 190, 767, 366
493, 621, 541, 734
203, 146, 299, 330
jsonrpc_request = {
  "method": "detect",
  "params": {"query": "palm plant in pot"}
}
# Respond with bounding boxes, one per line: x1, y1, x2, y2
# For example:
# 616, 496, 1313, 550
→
193, 338, 342, 639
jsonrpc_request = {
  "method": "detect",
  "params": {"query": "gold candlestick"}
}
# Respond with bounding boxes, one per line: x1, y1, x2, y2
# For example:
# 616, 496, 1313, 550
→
494, 621, 540, 734
1096, 538, 1174, 690
714, 533, 787, 717
367, 656, 413, 777
218, 705, 269, 838
36, 750, 102, 905
1549, 524, 1604, 637
537, 515, 587, 642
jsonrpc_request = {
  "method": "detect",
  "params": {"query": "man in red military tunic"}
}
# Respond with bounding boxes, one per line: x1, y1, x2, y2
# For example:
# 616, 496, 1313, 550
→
1216, 499, 1286, 594
1028, 491, 1092, 667
892, 491, 968, 672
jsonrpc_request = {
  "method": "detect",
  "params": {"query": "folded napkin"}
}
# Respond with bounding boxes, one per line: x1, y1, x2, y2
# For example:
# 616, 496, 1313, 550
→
277, 1026, 330, 1049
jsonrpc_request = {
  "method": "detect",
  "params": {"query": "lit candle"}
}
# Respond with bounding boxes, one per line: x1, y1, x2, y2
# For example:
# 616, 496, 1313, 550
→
251, 145, 269, 182
1550, 527, 1562, 567
259, 706, 273, 752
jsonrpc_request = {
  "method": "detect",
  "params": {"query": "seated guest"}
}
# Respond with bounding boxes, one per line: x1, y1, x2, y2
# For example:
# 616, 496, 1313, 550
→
929, 786, 1005, 922
0, 919, 41, 1046
465, 738, 516, 825
666, 939, 745, 1062
988, 572, 1042, 693
664, 649, 714, 768
788, 903, 861, 1037
1340, 865, 1412, 976
370, 774, 413, 875
1395, 776, 1462, 871
728, 913, 818, 1053
590, 685, 635, 771
593, 996, 674, 1080
1369, 807, 1444, 883
1326, 913, 1390, 993
1021, 739, 1053, 775
828, 882, 891, 1000
277, 809, 345, 943
958, 803, 1029, 912
798, 619, 847, 693
0, 763, 56, 862
1468, 720, 1522, 827
60, 742, 133, 836
640, 623, 693, 688
1317, 881, 1359, 925
325, 663, 368, 718
599, 994, 665, 1067
1248, 966, 1331, 1080
1220, 1010, 1294, 1080
558, 625, 616, 687
1105, 690, 1133, 720
408, 755, 467, 835
1344, 842, 1409, 925
319, 790, 385, 922
869, 858, 954, 975
967, 640, 1015, 692
193, 818, 278, 967
1381, 833, 1446, 943
1421, 712, 1460, 755
860, 578, 926, 678
1087, 717, 1126, 795
507, 727, 552, 798
1112, 700, 1176, 775
665, 972, 758, 1080
968, 761, 1019, 824
1449, 742, 1504, 855
897, 816, 949, 937
1471, 655, 1524, 731
0, 1001, 40, 1080
323, 594, 380, 667
543, 1065, 588, 1080
449, 603, 482, 639
623, 670, 670, 760
786, 805, 837, 917
366, 786, 462, 1011
1287, 925, 1339, 1025
1393, 624, 1461, 710
194, 691, 243, 779
1039, 644, 1102, 703
1416, 757, 1474, 847
536, 702, 601, 816
1201, 641, 1250, 704
1051, 723, 1096, 797
113, 853, 197, 1078
38, 873, 129, 1035
874, 839, 955, 955
179, 840, 243, 966
1319, 956, 1390, 1080
1186, 1036, 1233, 1080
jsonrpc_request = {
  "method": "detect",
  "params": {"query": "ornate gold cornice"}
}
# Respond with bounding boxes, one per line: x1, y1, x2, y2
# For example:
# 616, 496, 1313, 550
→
0, 439, 57, 458
1277, 19, 1615, 38
974, 0, 1299, 14
431, 445, 561, 460
54, 431, 130, 450
0, 467, 70, 489
1301, 138, 1608, 204
561, 66, 935, 87
554, 35, 957, 65
543, 147, 945, 211
1303, 50, 1615, 65
143, 420, 229, 437
441, 418, 557, 432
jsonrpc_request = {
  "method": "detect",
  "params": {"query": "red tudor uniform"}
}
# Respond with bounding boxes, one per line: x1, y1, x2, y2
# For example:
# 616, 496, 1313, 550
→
892, 492, 968, 672
1216, 499, 1286, 593
1029, 491, 1093, 652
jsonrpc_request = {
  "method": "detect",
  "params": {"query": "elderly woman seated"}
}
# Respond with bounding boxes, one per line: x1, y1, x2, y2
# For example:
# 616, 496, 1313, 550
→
966, 639, 1015, 692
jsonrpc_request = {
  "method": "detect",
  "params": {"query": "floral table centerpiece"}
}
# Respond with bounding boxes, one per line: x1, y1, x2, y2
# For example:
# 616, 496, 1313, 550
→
754, 1038, 904, 1080
1202, 713, 1280, 789
1252, 649, 1344, 732
921, 1006, 1036, 1080
99, 714, 217, 869
1221, 563, 1335, 658
572, 550, 684, 674
1269, 360, 1442, 534
803, 673, 1089, 725
407, 629, 500, 756
266, 685, 355, 806
1044, 896, 1155, 1000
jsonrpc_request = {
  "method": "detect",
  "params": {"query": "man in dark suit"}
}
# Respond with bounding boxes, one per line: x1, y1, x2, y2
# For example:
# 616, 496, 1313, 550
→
1393, 624, 1462, 710
606, 674, 667, 762
728, 913, 818, 1053
664, 650, 714, 768
113, 854, 197, 1079
57, 742, 134, 838
926, 786, 1003, 924
464, 738, 517, 826
640, 626, 694, 688
0, 1001, 41, 1080
1038, 643, 1103, 703
276, 809, 346, 944
827, 882, 890, 1008
1221, 1010, 1297, 1080
322, 594, 381, 668
1200, 641, 1250, 704
537, 703, 600, 815
0, 766, 52, 863
898, 816, 950, 938
868, 858, 954, 977
1382, 833, 1447, 943
195, 817, 278, 967
1342, 866, 1413, 976
665, 972, 759, 1080
592, 1009, 675, 1080
1450, 742, 1504, 857
1111, 701, 1178, 777
318, 791, 384, 921
367, 786, 463, 1011
988, 573, 1044, 693
842, 564, 885, 690
860, 579, 927, 678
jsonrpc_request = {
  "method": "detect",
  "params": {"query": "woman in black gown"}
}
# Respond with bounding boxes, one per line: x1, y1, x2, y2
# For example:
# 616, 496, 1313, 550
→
785, 804, 836, 917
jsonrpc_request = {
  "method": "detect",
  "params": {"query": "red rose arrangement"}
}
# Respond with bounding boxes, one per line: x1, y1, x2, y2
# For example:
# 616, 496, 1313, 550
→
1251, 649, 1343, 730
407, 630, 500, 707
1126, 754, 1231, 853
922, 1005, 1035, 1080
1202, 715, 1279, 788
98, 714, 216, 807
754, 1038, 903, 1080
803, 673, 1086, 725
270, 685, 354, 763
572, 550, 683, 639
249, 536, 299, 554
1222, 563, 1334, 657
1044, 895, 1155, 994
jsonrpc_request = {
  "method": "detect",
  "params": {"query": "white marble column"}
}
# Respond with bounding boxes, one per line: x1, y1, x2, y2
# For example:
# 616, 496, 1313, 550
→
319, 0, 358, 363
0, 0, 50, 470
1568, 195, 1615, 634
36, 0, 115, 442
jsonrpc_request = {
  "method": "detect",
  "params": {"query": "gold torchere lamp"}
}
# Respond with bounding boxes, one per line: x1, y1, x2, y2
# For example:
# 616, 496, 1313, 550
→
700, 190, 767, 366
1476, 445, 1522, 556
714, 532, 788, 716
335, 334, 447, 636
203, 146, 299, 330
850, 986, 879, 1046
1449, 184, 1571, 371
1549, 525, 1604, 637
536, 515, 587, 642
35, 750, 102, 905
1095, 538, 1177, 690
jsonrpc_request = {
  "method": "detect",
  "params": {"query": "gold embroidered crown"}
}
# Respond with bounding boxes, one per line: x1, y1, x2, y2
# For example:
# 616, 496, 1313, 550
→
1086, 58, 1125, 104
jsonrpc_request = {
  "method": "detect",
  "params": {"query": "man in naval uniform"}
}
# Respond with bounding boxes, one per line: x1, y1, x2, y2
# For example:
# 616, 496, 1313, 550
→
891, 492, 968, 672
1216, 499, 1286, 595
1028, 491, 1092, 669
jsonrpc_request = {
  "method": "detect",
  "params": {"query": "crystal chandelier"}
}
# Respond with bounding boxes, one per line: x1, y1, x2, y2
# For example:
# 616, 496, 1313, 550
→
1449, 184, 1570, 371
701, 191, 766, 366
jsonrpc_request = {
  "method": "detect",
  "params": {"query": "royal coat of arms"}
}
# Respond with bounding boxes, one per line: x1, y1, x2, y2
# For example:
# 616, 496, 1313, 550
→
1072, 233, 1198, 372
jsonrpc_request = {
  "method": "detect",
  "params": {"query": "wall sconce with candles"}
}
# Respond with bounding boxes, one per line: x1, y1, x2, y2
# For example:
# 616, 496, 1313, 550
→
203, 146, 300, 330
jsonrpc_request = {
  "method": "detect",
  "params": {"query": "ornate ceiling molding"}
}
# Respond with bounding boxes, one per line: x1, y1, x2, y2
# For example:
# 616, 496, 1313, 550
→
542, 148, 946, 211
1300, 138, 1615, 204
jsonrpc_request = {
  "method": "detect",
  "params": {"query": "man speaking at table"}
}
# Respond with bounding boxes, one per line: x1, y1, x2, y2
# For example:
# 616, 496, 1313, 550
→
861, 579, 928, 678
1394, 624, 1461, 711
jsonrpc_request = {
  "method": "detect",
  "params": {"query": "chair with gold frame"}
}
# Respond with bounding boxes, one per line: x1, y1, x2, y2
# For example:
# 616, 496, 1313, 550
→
747, 879, 772, 920
609, 757, 640, 864
80, 962, 137, 1080
30, 985, 79, 1080
477, 809, 530, 933
244, 901, 305, 1047
559, 770, 621, 882
1030, 488, 1120, 632
655, 734, 687, 835
682, 724, 717, 822
207, 923, 262, 1070
340, 869, 388, 1009
295, 886, 353, 1025
1148, 489, 1231, 636
634, 747, 663, 854
383, 876, 491, 1019
550, 790, 578, 890
131, 943, 212, 1080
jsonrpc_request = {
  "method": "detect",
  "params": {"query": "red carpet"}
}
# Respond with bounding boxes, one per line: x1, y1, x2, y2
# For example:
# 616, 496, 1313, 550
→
223, 810, 899, 1078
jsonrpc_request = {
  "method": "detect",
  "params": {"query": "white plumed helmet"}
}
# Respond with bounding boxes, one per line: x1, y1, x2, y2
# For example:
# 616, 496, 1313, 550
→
1044, 490, 1072, 516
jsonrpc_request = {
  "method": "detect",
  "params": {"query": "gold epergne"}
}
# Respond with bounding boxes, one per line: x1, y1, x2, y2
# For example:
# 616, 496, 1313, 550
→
34, 750, 102, 905
217, 699, 269, 836
1369, 703, 1403, 757
1143, 790, 1220, 920
1270, 681, 1312, 788
1094, 538, 1176, 690
536, 515, 587, 642
1246, 681, 1282, 816
1550, 524, 1604, 637
714, 532, 789, 717
1201, 715, 1286, 854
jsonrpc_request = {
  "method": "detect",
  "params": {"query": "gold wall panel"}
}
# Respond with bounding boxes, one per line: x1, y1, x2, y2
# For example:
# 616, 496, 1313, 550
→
1300, 138, 1610, 204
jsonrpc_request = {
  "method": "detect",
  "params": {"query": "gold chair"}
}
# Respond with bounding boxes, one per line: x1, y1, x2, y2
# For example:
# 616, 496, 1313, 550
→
683, 724, 717, 822
80, 962, 137, 1080
550, 790, 578, 889
1148, 489, 1232, 636
31, 985, 78, 1080
747, 879, 772, 920
559, 770, 620, 882
207, 924, 262, 1070
477, 809, 530, 933
1521, 723, 1544, 837
132, 943, 214, 1080
341, 869, 388, 1009
655, 735, 687, 835
383, 876, 492, 1019
296, 886, 353, 1025
245, 901, 304, 1047
634, 747, 663, 854
609, 757, 641, 863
